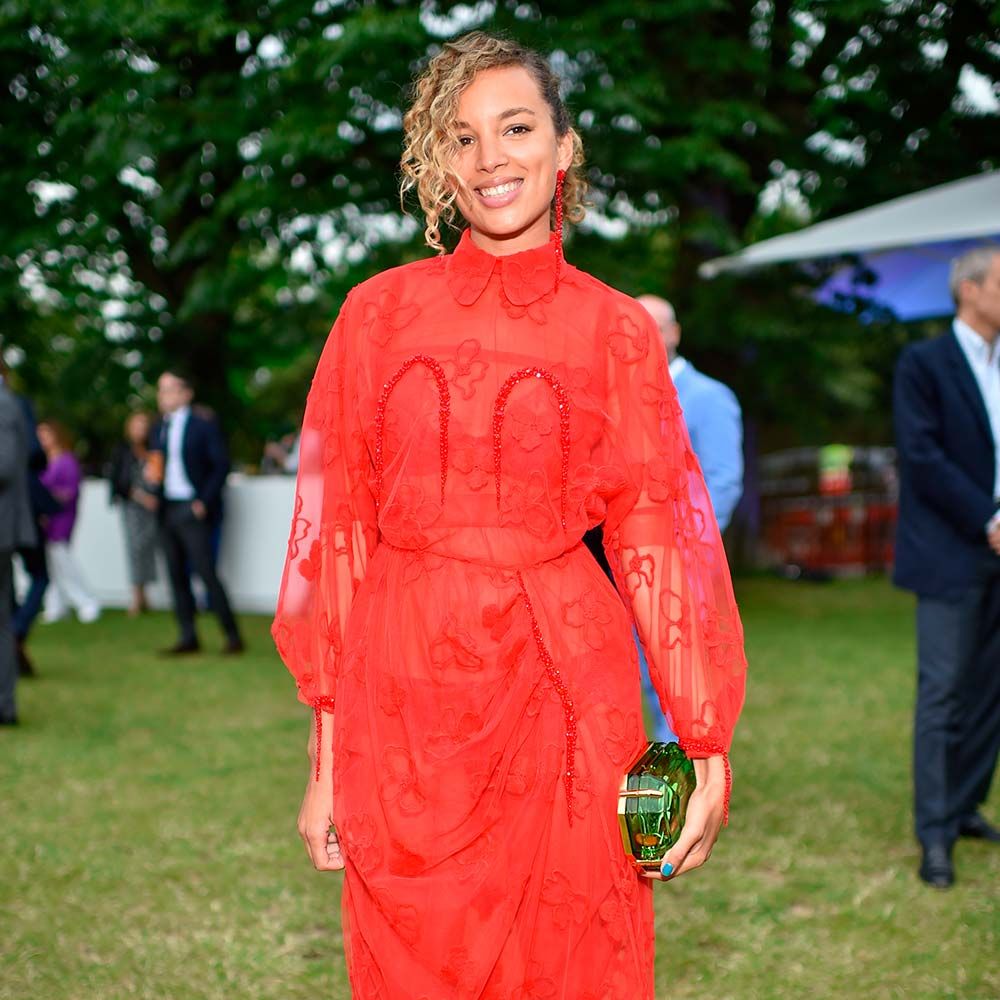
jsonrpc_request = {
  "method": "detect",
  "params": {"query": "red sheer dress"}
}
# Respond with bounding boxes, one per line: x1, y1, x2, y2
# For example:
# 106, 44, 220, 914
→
272, 230, 746, 999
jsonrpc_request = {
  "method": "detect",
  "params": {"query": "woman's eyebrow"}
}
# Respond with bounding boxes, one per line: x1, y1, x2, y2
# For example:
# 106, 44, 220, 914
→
498, 106, 537, 120
454, 107, 538, 129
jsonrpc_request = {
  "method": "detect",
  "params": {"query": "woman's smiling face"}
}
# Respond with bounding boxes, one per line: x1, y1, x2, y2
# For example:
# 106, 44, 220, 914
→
452, 65, 573, 256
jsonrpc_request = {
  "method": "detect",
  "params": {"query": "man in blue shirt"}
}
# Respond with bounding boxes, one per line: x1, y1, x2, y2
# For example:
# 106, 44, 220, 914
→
634, 295, 744, 743
637, 295, 744, 530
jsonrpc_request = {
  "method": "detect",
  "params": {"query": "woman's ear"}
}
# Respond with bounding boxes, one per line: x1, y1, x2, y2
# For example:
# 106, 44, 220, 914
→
556, 130, 574, 173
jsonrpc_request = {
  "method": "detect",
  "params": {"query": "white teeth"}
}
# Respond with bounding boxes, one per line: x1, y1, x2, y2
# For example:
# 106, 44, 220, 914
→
479, 180, 521, 197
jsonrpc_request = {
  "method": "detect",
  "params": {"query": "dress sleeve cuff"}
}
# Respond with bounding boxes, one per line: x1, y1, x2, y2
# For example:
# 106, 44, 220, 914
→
311, 697, 336, 782
678, 738, 732, 826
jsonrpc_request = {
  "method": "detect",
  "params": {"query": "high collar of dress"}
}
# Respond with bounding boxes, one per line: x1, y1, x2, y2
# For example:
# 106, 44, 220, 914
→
446, 229, 560, 306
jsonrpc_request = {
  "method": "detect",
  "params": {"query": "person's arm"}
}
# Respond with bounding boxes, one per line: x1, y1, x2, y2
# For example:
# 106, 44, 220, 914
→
599, 300, 747, 881
143, 424, 165, 499
0, 403, 20, 486
15, 396, 45, 472
272, 288, 377, 871
107, 445, 131, 503
894, 346, 996, 540
691, 382, 743, 533
195, 418, 230, 513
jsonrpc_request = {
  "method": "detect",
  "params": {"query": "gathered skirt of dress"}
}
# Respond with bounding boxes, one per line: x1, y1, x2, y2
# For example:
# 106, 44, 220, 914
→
332, 541, 655, 1000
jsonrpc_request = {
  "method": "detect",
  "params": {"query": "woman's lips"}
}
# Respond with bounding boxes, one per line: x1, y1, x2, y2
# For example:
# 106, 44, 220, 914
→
474, 177, 524, 209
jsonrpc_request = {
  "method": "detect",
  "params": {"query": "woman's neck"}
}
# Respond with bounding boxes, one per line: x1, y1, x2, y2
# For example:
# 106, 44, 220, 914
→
468, 217, 551, 257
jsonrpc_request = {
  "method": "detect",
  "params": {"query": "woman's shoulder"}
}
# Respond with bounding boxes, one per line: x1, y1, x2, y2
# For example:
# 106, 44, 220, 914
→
346, 255, 447, 309
565, 266, 654, 324
47, 452, 81, 478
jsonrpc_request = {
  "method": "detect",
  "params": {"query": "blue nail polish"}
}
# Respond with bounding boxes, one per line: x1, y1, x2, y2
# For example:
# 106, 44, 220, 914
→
660, 861, 673, 877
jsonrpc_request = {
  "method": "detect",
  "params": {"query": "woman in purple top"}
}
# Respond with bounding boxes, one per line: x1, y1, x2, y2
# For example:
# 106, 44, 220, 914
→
37, 420, 101, 624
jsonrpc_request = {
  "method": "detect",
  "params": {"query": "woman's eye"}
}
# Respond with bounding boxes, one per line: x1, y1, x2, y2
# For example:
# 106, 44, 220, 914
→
506, 124, 531, 136
458, 136, 474, 146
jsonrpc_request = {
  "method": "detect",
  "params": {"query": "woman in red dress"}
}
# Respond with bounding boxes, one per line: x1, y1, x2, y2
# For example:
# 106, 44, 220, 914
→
273, 31, 746, 999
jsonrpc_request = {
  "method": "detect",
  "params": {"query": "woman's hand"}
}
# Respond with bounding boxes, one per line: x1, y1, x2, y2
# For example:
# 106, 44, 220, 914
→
988, 523, 1000, 556
297, 776, 344, 872
297, 711, 343, 872
641, 754, 727, 883
131, 488, 159, 512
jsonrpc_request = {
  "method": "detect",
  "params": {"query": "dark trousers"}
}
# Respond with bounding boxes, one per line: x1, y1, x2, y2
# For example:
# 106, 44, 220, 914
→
914, 554, 1000, 848
12, 540, 48, 640
160, 501, 240, 646
0, 551, 15, 721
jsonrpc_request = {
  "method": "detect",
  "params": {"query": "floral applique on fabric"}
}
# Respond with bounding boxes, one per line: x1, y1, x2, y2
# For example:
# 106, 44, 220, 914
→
361, 288, 421, 347
444, 339, 489, 400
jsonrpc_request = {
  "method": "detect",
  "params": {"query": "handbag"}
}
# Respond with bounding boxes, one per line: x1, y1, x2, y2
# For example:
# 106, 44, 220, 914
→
618, 741, 697, 872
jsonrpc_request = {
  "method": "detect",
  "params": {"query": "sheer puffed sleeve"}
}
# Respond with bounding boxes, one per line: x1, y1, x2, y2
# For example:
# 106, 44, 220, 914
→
271, 290, 377, 777
599, 299, 747, 816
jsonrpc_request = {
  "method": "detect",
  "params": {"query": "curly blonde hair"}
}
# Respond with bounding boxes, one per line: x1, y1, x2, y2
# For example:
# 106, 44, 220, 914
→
400, 31, 587, 253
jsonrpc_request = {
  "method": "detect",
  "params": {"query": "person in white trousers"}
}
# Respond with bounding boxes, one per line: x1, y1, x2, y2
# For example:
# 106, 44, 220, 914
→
36, 420, 100, 624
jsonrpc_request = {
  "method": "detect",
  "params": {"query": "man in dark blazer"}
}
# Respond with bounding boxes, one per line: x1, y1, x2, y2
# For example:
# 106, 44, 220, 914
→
0, 355, 51, 678
153, 369, 244, 655
5, 365, 57, 678
0, 369, 37, 724
893, 246, 1000, 888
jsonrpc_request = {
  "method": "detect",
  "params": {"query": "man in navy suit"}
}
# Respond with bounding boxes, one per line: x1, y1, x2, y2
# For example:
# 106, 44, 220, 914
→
635, 295, 744, 743
154, 369, 244, 656
0, 367, 37, 724
0, 355, 51, 678
894, 246, 1000, 888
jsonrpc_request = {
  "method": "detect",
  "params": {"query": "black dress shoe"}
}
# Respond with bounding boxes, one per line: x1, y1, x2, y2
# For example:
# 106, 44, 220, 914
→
159, 641, 201, 657
958, 814, 1000, 843
0, 714, 18, 726
918, 844, 954, 889
221, 637, 246, 656
16, 642, 36, 678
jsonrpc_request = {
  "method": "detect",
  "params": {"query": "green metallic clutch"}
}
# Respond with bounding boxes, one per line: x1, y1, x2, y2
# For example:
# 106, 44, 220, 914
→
618, 741, 697, 871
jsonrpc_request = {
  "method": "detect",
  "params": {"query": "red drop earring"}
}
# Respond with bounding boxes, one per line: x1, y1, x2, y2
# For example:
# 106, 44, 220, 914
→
554, 168, 566, 284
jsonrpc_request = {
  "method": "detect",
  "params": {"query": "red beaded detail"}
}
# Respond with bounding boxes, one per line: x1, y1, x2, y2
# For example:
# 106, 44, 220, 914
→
312, 697, 337, 782
554, 168, 565, 286
285, 492, 310, 559
493, 367, 571, 530
678, 739, 732, 825
374, 355, 451, 513
515, 570, 577, 821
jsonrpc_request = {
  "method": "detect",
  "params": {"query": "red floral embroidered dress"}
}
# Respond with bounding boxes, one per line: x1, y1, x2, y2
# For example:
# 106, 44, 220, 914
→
272, 230, 746, 999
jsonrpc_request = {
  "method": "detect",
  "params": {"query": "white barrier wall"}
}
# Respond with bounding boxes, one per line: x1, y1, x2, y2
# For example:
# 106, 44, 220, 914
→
65, 475, 296, 614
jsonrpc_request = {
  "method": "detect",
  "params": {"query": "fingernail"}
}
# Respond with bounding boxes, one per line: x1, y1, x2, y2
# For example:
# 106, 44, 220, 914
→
660, 861, 673, 877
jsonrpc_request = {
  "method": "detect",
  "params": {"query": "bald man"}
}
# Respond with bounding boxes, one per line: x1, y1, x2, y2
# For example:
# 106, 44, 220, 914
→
637, 295, 744, 532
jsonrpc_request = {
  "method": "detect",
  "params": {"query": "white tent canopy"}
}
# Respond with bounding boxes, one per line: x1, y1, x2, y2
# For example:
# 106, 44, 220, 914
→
699, 170, 1000, 278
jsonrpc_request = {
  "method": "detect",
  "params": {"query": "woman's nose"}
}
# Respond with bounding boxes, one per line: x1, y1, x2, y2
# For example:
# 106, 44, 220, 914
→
477, 137, 507, 174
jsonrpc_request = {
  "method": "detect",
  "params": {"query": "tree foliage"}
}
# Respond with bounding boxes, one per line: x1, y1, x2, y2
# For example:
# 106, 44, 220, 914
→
1, 0, 997, 463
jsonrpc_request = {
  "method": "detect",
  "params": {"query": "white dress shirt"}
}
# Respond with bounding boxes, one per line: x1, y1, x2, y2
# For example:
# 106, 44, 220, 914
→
163, 405, 197, 501
952, 319, 1000, 531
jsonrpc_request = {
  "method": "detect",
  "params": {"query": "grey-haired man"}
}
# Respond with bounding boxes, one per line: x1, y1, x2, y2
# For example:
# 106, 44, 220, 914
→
893, 246, 1000, 888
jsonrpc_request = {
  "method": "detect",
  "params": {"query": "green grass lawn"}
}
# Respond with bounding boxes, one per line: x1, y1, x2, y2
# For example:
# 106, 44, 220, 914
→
1, 578, 997, 1000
